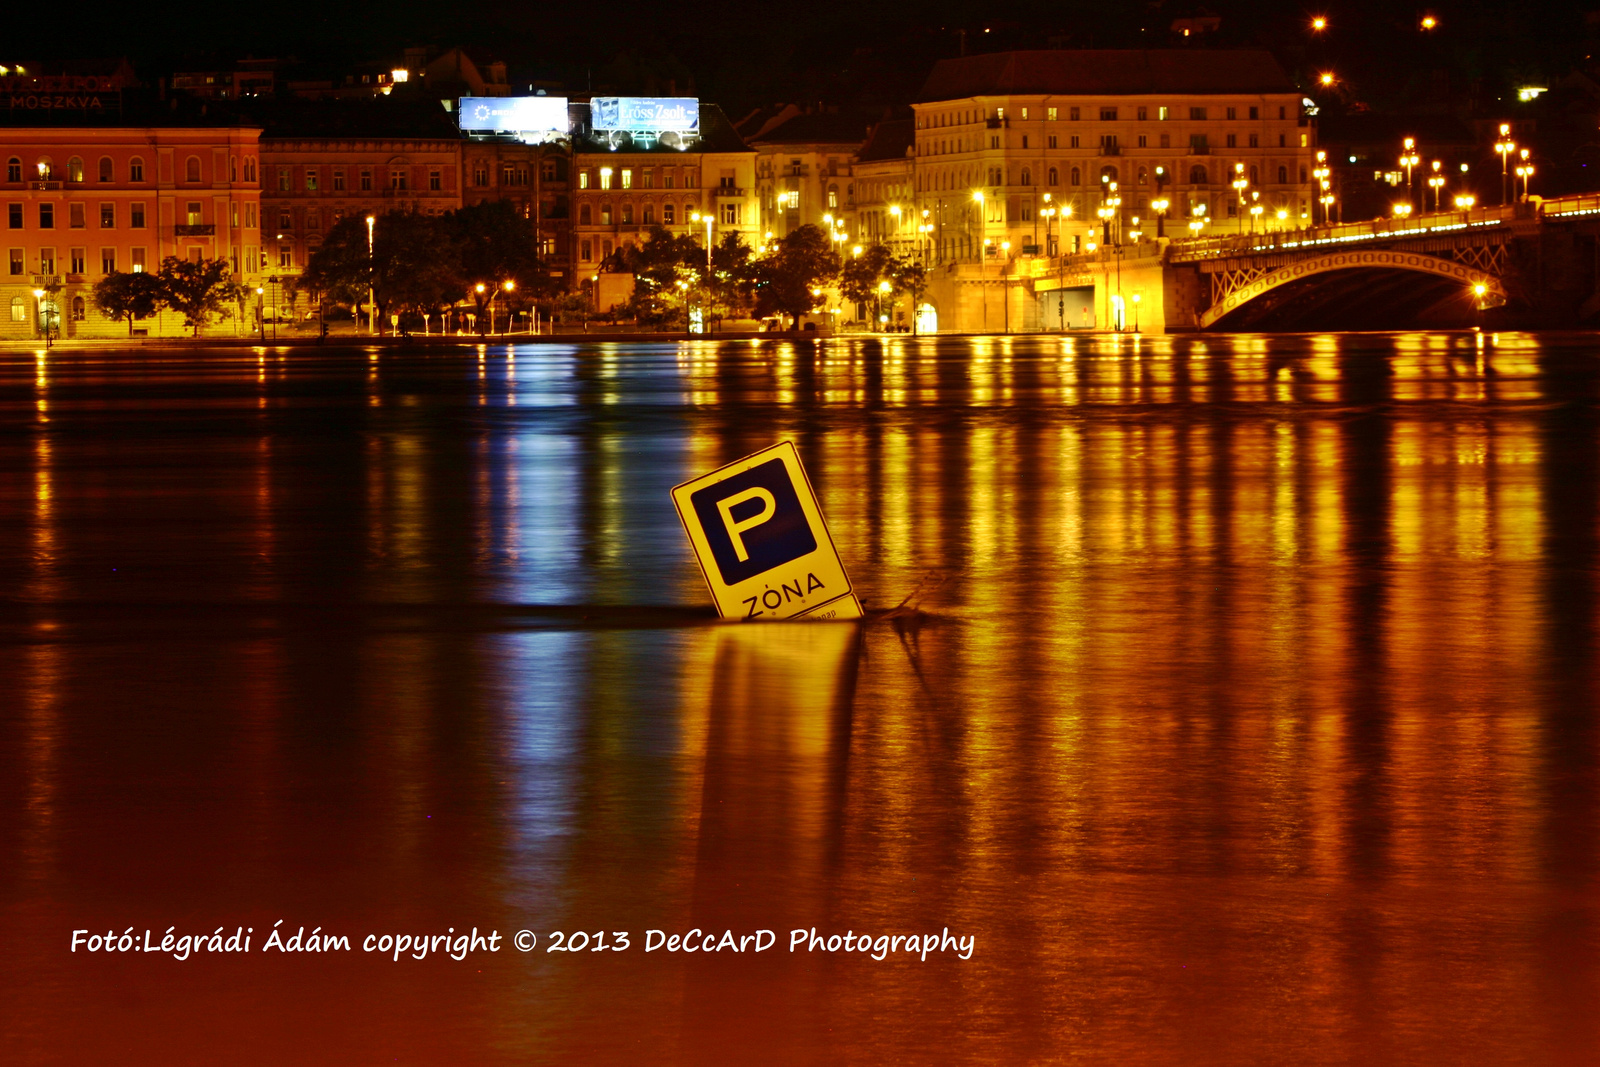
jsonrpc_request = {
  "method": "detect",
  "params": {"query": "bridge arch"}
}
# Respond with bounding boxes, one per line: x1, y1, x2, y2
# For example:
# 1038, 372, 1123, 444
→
1199, 249, 1503, 329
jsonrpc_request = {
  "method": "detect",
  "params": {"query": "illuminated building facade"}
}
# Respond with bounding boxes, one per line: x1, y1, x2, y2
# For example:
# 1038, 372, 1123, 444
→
0, 115, 262, 338
852, 119, 918, 259
257, 103, 464, 289
570, 101, 755, 285
911, 50, 1315, 260
744, 107, 880, 240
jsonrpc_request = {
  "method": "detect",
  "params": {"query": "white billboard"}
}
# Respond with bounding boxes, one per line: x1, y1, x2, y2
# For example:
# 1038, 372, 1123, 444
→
457, 97, 569, 135
590, 97, 699, 133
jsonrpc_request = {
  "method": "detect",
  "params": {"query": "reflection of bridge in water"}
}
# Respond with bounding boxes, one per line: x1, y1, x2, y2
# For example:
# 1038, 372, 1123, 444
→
933, 194, 1600, 333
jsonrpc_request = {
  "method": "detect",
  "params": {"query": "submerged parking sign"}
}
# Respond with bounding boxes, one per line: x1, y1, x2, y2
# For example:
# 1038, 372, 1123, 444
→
672, 442, 862, 621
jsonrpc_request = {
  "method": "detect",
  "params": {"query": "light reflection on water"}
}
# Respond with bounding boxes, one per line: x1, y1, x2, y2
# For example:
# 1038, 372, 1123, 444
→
0, 333, 1597, 1064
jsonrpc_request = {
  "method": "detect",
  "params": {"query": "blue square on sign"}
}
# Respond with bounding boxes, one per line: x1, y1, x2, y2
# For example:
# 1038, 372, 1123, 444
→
690, 458, 817, 585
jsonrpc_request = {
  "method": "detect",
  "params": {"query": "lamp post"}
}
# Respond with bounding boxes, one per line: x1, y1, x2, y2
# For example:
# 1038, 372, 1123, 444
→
1400, 139, 1420, 209
365, 215, 376, 336
32, 288, 52, 347
1151, 198, 1169, 238
1494, 125, 1515, 205
502, 279, 515, 337
877, 279, 891, 332
1232, 164, 1249, 232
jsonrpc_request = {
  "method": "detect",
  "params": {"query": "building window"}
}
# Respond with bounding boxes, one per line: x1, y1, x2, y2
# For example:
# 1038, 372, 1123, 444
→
643, 204, 655, 224
1138, 167, 1148, 185
1021, 135, 1029, 149
1101, 134, 1118, 149
279, 210, 292, 230
1100, 107, 1117, 121
1190, 134, 1208, 149
132, 203, 146, 228
580, 239, 592, 261
663, 203, 675, 224
1069, 107, 1080, 121
621, 169, 633, 189
1159, 106, 1170, 120
101, 203, 115, 227
40, 247, 55, 274
1020, 107, 1029, 119
721, 202, 738, 224
1226, 107, 1237, 120
621, 203, 633, 224
39, 203, 53, 229
1249, 166, 1259, 184
69, 203, 85, 228
1048, 167, 1059, 185
70, 248, 84, 273
277, 168, 290, 191
8, 203, 22, 229
1160, 134, 1171, 149
67, 157, 84, 182
664, 172, 675, 189
1301, 133, 1308, 147
101, 248, 116, 273
305, 171, 318, 191
187, 157, 202, 182
602, 239, 613, 258
279, 245, 292, 268
390, 170, 408, 190
1138, 135, 1147, 148
1248, 134, 1259, 148
544, 160, 558, 181
599, 168, 613, 190
1279, 134, 1287, 148
1048, 134, 1058, 149
5, 158, 19, 183
1226, 133, 1237, 148
70, 295, 85, 320
827, 185, 838, 208
578, 170, 590, 189
360, 170, 372, 191
429, 169, 441, 191
307, 210, 319, 230
231, 157, 238, 182
241, 158, 254, 182
1189, 165, 1208, 184
333, 170, 346, 191
579, 203, 591, 225
130, 158, 145, 182
1047, 107, 1058, 121
99, 157, 114, 182
1137, 107, 1148, 121
1070, 168, 1081, 185
244, 203, 255, 228
8, 248, 21, 275
1020, 168, 1032, 186
600, 205, 612, 225
1189, 107, 1208, 120
1070, 135, 1080, 149
1278, 166, 1289, 184
10, 295, 24, 320
1249, 106, 1259, 120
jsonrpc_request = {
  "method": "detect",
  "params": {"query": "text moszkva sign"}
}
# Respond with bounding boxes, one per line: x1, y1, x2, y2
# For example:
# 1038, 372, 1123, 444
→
672, 442, 862, 622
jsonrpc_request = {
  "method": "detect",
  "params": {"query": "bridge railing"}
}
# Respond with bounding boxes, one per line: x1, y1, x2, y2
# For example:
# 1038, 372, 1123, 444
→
1537, 193, 1600, 218
1166, 205, 1520, 261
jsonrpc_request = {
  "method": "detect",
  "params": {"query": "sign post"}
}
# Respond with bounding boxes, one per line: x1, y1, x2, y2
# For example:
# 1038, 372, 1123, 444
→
672, 442, 863, 622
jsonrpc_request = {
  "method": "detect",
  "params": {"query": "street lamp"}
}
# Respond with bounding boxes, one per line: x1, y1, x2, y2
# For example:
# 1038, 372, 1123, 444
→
32, 287, 51, 347
1494, 125, 1515, 205
1151, 198, 1169, 238
689, 211, 713, 274
1311, 15, 1327, 31
365, 215, 376, 336
1400, 139, 1420, 207
1392, 202, 1414, 219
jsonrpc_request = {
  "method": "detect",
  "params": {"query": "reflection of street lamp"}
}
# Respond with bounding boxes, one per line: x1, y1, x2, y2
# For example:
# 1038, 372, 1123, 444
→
1000, 240, 1011, 333
365, 215, 376, 335
689, 210, 713, 274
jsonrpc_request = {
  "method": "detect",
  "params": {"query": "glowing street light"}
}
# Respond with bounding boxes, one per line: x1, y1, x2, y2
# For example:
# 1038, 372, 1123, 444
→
1319, 71, 1336, 87
1311, 15, 1327, 31
1420, 14, 1438, 30
365, 214, 376, 335
1494, 125, 1516, 205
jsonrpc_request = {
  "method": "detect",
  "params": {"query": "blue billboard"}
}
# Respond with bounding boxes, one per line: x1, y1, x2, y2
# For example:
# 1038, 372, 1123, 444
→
457, 97, 570, 135
590, 97, 699, 134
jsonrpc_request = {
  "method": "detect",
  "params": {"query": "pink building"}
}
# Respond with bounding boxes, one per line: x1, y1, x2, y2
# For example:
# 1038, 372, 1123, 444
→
1, 123, 264, 338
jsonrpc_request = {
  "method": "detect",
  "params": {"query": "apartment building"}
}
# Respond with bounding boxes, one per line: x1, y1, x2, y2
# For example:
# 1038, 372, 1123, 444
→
1, 121, 263, 338
912, 50, 1314, 260
743, 107, 881, 240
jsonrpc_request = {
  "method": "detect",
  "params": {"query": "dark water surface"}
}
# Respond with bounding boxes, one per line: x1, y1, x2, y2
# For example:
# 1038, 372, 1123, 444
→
2, 333, 1598, 1065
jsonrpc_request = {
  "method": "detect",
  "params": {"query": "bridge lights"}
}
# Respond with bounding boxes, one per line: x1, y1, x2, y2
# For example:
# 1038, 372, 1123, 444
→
1495, 127, 1517, 204
1392, 202, 1414, 218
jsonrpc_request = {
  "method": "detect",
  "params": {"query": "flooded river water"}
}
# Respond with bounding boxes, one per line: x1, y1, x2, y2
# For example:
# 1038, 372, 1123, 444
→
2, 333, 1597, 1064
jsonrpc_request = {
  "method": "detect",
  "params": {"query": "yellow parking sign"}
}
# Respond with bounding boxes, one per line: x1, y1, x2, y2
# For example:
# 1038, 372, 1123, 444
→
671, 441, 863, 622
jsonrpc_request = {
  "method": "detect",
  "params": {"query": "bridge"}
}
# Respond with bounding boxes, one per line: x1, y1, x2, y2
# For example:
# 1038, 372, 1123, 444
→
937, 193, 1600, 333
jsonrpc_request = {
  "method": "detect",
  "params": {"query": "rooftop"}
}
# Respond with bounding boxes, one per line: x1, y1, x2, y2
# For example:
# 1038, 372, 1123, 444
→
918, 49, 1297, 102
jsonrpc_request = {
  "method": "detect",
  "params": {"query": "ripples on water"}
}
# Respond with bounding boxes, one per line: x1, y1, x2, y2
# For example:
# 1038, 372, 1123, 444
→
1, 333, 1597, 1064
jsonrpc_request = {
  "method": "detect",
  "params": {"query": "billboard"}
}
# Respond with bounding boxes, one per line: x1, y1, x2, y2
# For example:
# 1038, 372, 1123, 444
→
457, 97, 569, 135
590, 97, 699, 134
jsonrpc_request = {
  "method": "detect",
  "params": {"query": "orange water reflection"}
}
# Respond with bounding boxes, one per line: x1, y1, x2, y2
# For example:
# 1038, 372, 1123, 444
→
0, 334, 1597, 1063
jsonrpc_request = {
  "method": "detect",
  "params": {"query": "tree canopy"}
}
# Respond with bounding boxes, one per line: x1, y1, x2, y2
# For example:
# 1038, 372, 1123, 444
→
91, 270, 165, 335
750, 225, 840, 328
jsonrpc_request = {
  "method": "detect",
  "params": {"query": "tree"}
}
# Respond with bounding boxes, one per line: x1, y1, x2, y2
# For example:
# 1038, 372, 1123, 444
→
893, 258, 930, 334
92, 270, 163, 336
838, 244, 895, 308
620, 226, 704, 328
155, 257, 237, 337
750, 225, 840, 329
450, 199, 549, 332
303, 211, 463, 332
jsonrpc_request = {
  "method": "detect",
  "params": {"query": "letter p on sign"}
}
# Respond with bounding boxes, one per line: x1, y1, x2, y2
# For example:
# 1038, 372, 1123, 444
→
672, 442, 861, 621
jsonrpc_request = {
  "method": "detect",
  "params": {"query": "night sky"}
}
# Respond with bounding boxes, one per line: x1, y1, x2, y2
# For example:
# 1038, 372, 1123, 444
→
17, 0, 1600, 113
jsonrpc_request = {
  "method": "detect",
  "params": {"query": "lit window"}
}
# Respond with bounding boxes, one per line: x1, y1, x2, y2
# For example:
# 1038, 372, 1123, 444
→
101, 203, 116, 227
10, 295, 24, 320
67, 157, 84, 182
306, 171, 318, 191
599, 168, 613, 190
621, 169, 632, 189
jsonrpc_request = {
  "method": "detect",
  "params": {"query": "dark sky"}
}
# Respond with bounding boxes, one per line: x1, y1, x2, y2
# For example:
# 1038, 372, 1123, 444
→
14, 0, 1597, 113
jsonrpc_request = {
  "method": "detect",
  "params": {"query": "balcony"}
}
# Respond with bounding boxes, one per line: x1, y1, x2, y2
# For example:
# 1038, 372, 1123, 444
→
713, 185, 746, 197
1100, 144, 1122, 156
31, 180, 62, 191
175, 223, 215, 236
986, 117, 1008, 128
1188, 145, 1212, 155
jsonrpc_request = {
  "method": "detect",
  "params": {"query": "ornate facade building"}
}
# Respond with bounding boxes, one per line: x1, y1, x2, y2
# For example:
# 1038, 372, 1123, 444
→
1, 116, 262, 338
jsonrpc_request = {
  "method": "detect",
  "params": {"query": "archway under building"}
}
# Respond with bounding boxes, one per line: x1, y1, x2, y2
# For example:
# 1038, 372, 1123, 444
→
915, 302, 938, 334
1034, 285, 1095, 330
